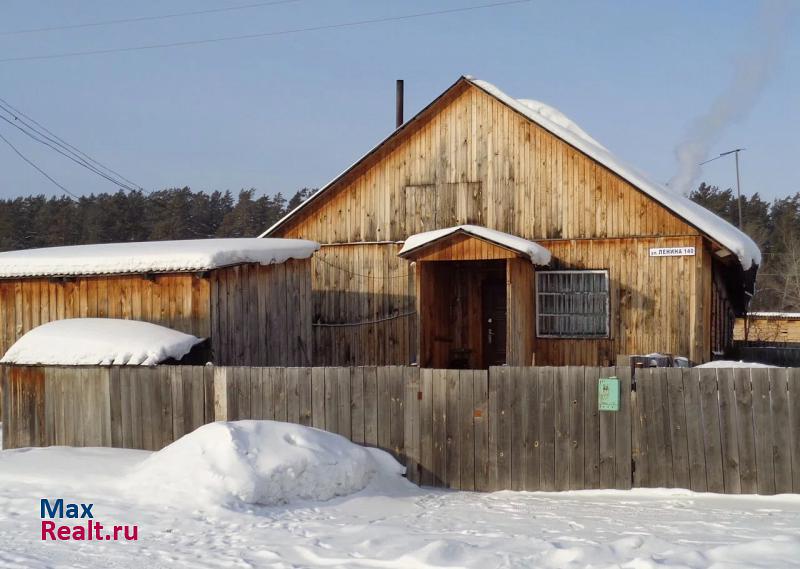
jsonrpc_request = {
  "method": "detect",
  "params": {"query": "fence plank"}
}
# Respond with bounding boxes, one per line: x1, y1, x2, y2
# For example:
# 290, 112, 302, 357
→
459, 370, 475, 492
404, 367, 420, 485
717, 368, 741, 494
615, 366, 632, 490
273, 368, 288, 422
488, 366, 499, 491
497, 366, 513, 490
598, 366, 616, 489
699, 368, 725, 493
554, 367, 570, 491
524, 367, 541, 491
751, 368, 775, 494
420, 368, 434, 487
769, 368, 792, 494
297, 367, 312, 426
666, 368, 690, 490
583, 367, 600, 489
287, 367, 301, 424
473, 369, 489, 492
510, 367, 527, 491
432, 368, 447, 487
338, 367, 352, 439
683, 368, 708, 492
377, 367, 391, 455
568, 366, 585, 490
363, 367, 378, 446
389, 366, 405, 461
311, 367, 326, 429
539, 367, 556, 491
446, 369, 461, 489
351, 367, 365, 444
733, 368, 758, 494
790, 368, 800, 493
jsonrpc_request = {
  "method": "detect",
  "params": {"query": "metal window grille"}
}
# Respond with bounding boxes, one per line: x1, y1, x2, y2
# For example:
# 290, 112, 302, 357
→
536, 270, 609, 338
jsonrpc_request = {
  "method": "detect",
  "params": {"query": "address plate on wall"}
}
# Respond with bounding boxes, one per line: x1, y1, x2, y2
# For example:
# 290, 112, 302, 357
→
649, 246, 695, 257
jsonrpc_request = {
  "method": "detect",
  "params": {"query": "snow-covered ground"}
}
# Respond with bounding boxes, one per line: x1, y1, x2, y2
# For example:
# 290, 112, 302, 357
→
1, 421, 799, 568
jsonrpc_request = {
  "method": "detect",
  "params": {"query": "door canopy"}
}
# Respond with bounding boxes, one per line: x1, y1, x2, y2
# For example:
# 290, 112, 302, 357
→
398, 225, 551, 265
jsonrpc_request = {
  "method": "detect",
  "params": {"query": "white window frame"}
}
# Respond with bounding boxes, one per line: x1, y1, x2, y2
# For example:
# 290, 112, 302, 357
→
535, 270, 610, 339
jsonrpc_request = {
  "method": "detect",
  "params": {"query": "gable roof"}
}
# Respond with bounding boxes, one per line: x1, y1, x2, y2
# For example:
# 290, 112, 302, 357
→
398, 225, 552, 265
261, 76, 760, 272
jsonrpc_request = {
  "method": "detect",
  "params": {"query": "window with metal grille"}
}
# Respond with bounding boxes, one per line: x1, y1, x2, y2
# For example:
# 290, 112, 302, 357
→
536, 270, 609, 338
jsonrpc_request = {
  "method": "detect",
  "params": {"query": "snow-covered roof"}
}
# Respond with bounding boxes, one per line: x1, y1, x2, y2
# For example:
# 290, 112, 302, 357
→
745, 312, 800, 320
467, 78, 761, 270
0, 238, 320, 278
399, 225, 551, 265
262, 76, 760, 271
0, 319, 203, 366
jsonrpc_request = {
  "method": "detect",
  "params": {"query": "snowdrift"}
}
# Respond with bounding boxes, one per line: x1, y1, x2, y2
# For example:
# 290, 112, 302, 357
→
127, 421, 402, 509
0, 318, 203, 366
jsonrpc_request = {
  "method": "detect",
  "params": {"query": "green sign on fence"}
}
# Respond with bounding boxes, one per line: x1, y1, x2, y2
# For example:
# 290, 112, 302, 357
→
598, 377, 620, 412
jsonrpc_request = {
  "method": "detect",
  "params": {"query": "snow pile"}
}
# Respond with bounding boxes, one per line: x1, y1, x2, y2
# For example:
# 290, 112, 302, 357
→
468, 78, 761, 270
0, 318, 202, 366
0, 238, 319, 278
127, 420, 398, 509
696, 360, 778, 368
400, 224, 551, 265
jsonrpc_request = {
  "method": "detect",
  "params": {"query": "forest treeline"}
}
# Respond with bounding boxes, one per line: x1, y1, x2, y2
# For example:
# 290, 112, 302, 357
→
0, 187, 314, 249
0, 183, 797, 311
690, 183, 799, 312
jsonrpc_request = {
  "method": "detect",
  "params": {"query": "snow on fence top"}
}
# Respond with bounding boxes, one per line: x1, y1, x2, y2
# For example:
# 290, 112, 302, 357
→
399, 224, 552, 265
0, 318, 203, 366
0, 238, 320, 278
467, 78, 762, 270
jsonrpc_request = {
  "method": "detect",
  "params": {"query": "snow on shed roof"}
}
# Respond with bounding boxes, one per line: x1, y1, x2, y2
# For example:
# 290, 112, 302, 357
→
467, 78, 761, 270
0, 238, 319, 278
399, 225, 551, 265
0, 319, 203, 366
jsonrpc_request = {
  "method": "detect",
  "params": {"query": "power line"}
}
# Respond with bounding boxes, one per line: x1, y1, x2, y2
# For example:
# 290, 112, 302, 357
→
0, 113, 138, 192
0, 96, 143, 191
0, 0, 303, 36
0, 0, 531, 63
0, 129, 80, 199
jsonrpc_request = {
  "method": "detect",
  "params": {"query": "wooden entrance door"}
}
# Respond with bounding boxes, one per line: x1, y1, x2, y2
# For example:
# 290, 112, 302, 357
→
481, 278, 507, 367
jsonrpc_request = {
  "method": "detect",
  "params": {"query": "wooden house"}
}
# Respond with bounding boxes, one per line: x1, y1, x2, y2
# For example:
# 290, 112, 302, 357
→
262, 76, 760, 367
0, 238, 318, 366
734, 312, 800, 345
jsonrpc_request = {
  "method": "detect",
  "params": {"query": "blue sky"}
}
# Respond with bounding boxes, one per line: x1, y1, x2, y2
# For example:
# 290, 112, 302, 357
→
0, 0, 797, 202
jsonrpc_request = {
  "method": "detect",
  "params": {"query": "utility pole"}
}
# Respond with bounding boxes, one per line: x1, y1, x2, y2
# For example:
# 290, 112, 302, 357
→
699, 147, 745, 229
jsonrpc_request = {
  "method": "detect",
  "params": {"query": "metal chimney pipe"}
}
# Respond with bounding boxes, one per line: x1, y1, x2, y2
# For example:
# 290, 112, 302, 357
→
396, 79, 404, 129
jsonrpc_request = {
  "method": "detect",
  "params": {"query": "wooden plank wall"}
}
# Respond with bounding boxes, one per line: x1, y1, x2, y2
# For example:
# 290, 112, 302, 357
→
278, 84, 698, 244
632, 367, 800, 494
0, 274, 211, 360
310, 244, 416, 366
538, 236, 708, 365
7, 364, 800, 496
0, 365, 214, 450
210, 260, 313, 366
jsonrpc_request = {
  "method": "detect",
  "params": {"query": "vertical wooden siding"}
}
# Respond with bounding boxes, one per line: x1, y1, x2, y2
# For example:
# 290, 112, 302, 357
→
279, 84, 698, 244
310, 244, 416, 366
0, 273, 211, 358
210, 260, 313, 366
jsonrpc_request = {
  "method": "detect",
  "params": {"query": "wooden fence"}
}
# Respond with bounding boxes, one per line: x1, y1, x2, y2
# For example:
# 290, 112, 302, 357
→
2, 364, 800, 495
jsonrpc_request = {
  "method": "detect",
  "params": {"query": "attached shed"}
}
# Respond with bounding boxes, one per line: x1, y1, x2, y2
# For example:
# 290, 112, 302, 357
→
0, 238, 319, 366
262, 76, 760, 367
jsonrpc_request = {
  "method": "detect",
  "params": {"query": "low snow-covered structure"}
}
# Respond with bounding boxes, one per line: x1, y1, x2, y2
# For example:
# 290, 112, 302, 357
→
261, 76, 758, 367
0, 238, 319, 366
1, 319, 204, 366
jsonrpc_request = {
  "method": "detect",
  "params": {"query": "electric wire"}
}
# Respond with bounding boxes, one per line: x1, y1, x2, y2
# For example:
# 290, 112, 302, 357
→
0, 129, 80, 199
0, 0, 531, 63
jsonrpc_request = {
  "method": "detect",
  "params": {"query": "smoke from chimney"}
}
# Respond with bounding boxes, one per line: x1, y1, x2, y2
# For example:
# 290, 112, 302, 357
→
668, 1, 795, 195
